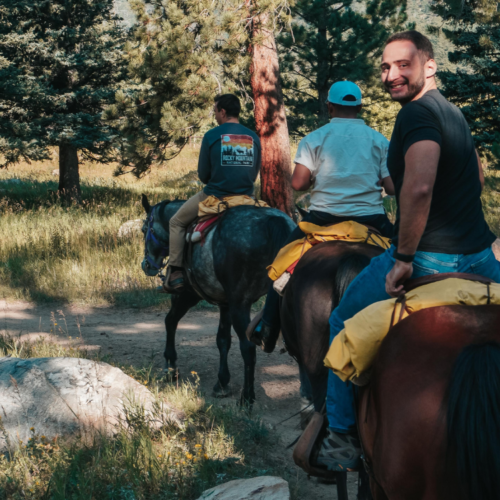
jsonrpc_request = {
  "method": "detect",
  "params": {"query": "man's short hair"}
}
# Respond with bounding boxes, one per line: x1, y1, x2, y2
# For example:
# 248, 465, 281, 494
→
386, 30, 435, 61
214, 94, 241, 118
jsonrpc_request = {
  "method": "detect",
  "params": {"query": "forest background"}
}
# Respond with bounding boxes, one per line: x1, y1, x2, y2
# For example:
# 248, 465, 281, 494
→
0, 2, 499, 497
0, 0, 498, 307
0, 0, 498, 209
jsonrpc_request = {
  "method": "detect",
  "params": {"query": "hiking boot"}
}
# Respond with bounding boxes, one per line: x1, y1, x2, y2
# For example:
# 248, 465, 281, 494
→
163, 269, 185, 293
314, 428, 362, 472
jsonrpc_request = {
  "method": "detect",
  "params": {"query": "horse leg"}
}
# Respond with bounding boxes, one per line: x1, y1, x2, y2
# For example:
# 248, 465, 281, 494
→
164, 292, 201, 379
336, 472, 349, 500
370, 480, 388, 500
298, 363, 314, 429
213, 304, 232, 398
358, 467, 374, 500
304, 366, 328, 412
229, 301, 256, 406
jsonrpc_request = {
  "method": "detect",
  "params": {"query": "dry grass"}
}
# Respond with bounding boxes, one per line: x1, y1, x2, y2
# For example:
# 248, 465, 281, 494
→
0, 146, 498, 308
0, 147, 204, 308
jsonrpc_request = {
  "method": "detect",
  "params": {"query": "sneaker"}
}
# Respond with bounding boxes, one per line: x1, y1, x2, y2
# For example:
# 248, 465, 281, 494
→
315, 428, 362, 471
257, 321, 279, 353
247, 319, 279, 353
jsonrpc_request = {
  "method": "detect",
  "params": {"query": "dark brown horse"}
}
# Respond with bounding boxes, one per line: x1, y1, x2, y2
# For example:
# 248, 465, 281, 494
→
281, 240, 384, 413
280, 240, 384, 499
282, 240, 500, 500
360, 304, 500, 500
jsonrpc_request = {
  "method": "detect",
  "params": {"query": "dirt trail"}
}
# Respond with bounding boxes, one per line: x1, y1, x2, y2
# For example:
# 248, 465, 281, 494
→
0, 300, 359, 499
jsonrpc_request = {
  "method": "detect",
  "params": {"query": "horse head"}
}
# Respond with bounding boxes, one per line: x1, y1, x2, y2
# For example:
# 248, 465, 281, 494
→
140, 194, 174, 277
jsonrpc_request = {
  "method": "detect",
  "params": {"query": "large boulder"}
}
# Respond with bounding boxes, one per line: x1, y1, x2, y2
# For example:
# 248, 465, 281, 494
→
0, 357, 183, 451
196, 476, 290, 500
118, 219, 143, 239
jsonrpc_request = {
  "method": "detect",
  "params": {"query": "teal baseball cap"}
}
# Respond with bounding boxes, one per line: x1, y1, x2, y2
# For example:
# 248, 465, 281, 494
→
327, 81, 362, 106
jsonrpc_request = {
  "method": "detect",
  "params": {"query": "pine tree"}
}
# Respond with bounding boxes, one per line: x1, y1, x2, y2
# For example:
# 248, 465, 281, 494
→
431, 0, 500, 166
108, 0, 249, 178
0, 0, 128, 201
278, 0, 407, 135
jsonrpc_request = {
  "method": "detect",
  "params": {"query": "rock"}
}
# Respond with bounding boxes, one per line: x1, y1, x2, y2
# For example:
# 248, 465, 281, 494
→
51, 169, 59, 176
492, 239, 500, 262
118, 219, 143, 238
0, 357, 184, 451
196, 476, 290, 500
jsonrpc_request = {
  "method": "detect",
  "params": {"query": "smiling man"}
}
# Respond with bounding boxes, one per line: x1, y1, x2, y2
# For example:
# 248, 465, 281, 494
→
316, 31, 500, 473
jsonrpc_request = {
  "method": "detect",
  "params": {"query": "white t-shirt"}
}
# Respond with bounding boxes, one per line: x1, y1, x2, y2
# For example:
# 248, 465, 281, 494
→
294, 117, 390, 217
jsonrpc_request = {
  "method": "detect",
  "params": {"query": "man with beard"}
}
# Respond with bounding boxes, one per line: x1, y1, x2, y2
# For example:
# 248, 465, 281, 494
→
315, 30, 500, 472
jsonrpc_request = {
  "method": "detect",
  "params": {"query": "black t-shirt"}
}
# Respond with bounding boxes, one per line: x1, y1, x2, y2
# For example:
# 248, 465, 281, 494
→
387, 89, 495, 254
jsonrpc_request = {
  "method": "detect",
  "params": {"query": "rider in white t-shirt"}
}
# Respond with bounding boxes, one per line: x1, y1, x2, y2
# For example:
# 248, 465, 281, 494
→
248, 80, 395, 351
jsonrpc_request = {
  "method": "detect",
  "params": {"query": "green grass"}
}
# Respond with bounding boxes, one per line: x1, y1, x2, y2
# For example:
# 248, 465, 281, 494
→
0, 333, 301, 500
1, 147, 498, 307
0, 149, 204, 308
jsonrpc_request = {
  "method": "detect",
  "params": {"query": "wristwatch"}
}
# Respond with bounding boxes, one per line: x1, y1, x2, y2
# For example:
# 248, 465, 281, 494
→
394, 251, 415, 263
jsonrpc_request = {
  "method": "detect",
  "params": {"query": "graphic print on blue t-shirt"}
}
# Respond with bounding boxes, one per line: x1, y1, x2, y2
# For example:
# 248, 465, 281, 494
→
221, 134, 254, 167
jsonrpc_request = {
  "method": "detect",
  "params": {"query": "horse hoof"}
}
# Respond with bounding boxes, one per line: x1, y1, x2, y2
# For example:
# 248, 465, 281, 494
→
164, 367, 179, 382
212, 382, 232, 398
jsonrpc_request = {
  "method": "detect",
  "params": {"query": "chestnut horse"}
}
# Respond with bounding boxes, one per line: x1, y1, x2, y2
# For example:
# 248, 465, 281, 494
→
360, 304, 500, 500
282, 241, 500, 500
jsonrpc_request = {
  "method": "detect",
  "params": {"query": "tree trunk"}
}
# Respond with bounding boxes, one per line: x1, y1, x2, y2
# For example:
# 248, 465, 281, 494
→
249, 12, 294, 217
58, 144, 81, 203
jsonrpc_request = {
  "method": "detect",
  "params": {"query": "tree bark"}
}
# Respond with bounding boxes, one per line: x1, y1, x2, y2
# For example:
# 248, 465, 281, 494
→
58, 144, 81, 203
249, 12, 294, 217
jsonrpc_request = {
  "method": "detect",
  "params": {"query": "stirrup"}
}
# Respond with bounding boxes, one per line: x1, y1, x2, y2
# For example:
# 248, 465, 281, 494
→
293, 412, 338, 480
246, 310, 264, 344
162, 267, 185, 293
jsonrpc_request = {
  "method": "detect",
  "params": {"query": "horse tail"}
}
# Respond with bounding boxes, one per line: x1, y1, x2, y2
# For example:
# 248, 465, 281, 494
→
333, 253, 371, 307
446, 342, 500, 500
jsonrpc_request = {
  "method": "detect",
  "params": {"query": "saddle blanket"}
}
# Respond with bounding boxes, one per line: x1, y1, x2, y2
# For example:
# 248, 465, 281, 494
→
324, 278, 500, 385
189, 215, 220, 244
188, 195, 269, 244
267, 221, 391, 282
198, 194, 269, 217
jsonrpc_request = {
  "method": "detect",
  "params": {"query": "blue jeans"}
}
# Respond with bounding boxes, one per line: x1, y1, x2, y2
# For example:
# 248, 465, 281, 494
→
327, 244, 500, 433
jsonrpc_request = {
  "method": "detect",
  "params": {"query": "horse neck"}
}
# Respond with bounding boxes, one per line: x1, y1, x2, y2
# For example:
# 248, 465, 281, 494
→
156, 201, 186, 236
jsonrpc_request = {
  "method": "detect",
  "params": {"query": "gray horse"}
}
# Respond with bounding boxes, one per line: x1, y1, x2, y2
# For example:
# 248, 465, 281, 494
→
140, 194, 295, 404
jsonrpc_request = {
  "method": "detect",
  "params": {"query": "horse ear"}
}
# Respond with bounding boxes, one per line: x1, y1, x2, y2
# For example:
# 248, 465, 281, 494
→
141, 194, 151, 214
295, 204, 309, 219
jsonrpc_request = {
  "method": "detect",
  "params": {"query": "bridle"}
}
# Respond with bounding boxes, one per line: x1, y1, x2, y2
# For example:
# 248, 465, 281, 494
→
144, 205, 169, 271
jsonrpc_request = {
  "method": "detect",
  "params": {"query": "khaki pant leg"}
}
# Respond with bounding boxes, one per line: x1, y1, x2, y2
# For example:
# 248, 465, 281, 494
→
169, 190, 208, 267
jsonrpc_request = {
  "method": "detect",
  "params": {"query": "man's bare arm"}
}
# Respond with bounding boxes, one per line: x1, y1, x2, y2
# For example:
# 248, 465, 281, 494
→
397, 141, 440, 254
292, 163, 312, 191
381, 176, 395, 196
385, 140, 440, 296
476, 149, 484, 191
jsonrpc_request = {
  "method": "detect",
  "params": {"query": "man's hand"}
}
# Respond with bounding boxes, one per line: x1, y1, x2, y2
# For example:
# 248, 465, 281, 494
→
386, 260, 413, 297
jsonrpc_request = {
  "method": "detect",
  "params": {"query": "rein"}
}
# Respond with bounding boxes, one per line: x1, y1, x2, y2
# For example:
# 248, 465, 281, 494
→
144, 205, 169, 270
